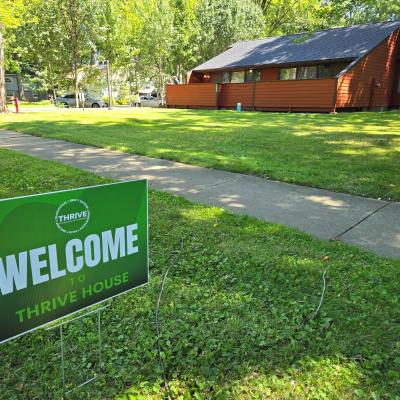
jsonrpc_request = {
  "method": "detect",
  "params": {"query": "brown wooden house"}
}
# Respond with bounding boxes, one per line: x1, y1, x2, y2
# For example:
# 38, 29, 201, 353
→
166, 21, 400, 112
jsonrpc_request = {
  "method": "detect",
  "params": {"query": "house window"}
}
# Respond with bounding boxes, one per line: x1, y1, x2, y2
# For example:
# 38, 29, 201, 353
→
222, 72, 231, 83
279, 68, 296, 80
5, 77, 12, 83
297, 66, 318, 79
230, 71, 245, 83
318, 64, 331, 78
245, 70, 261, 82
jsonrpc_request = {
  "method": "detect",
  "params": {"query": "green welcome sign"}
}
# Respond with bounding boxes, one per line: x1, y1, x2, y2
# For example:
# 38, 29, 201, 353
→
0, 180, 148, 344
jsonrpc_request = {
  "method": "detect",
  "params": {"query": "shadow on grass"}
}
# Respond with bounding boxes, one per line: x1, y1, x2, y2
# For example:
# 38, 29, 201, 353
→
1, 191, 399, 399
1, 109, 399, 200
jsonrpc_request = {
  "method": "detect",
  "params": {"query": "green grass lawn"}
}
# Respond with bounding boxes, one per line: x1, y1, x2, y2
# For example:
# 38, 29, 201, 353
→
1, 148, 399, 399
0, 108, 399, 200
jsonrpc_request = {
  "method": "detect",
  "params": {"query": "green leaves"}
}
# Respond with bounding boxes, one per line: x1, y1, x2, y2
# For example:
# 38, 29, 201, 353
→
0, 0, 35, 30
195, 0, 265, 63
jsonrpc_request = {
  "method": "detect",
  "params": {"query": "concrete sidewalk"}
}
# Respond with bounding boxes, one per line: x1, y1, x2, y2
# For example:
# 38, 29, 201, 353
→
0, 129, 399, 259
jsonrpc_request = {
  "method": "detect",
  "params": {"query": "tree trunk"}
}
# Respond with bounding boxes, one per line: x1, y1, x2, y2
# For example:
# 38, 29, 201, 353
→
75, 80, 79, 108
159, 73, 164, 105
74, 63, 79, 108
52, 85, 57, 105
0, 27, 8, 113
135, 63, 139, 93
16, 72, 25, 100
157, 59, 164, 105
106, 60, 112, 110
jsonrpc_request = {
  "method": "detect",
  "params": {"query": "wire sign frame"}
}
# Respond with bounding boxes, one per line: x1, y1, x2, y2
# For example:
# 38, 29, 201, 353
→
47, 305, 109, 397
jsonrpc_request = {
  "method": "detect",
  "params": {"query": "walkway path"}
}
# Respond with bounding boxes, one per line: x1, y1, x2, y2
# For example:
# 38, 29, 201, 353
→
1, 129, 399, 259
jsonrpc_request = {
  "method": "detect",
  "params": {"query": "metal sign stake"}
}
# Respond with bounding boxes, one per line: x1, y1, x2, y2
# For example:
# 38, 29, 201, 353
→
48, 305, 109, 398
60, 324, 66, 398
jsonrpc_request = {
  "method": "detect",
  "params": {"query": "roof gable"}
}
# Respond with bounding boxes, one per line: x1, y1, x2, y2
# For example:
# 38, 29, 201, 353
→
194, 21, 400, 71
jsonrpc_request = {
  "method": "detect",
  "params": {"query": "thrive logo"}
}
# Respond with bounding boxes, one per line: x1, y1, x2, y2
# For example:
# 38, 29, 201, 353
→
55, 199, 90, 234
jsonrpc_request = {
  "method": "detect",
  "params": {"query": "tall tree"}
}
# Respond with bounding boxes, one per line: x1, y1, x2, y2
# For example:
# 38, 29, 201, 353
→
319, 0, 400, 27
256, 0, 323, 36
171, 0, 200, 82
123, 0, 145, 94
58, 0, 99, 107
0, 0, 32, 112
98, 0, 130, 109
136, 0, 175, 102
195, 0, 265, 62
16, 0, 68, 102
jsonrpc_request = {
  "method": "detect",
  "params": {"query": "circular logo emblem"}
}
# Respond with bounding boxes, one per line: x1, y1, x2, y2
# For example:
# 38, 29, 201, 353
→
55, 199, 90, 234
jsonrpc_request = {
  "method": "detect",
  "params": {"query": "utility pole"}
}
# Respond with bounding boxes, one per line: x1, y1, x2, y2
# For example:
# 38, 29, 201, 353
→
105, 60, 112, 110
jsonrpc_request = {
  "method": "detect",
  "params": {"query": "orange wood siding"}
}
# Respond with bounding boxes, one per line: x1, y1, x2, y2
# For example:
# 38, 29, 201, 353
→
167, 79, 336, 111
260, 68, 279, 81
166, 83, 217, 107
220, 80, 336, 110
220, 83, 255, 108
336, 30, 400, 108
253, 79, 336, 109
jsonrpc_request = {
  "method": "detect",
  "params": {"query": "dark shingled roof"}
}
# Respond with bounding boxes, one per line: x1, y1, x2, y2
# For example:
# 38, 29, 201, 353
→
193, 21, 400, 72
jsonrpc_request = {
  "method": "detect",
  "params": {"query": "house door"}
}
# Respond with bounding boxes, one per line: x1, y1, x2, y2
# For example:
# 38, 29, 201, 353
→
393, 61, 400, 107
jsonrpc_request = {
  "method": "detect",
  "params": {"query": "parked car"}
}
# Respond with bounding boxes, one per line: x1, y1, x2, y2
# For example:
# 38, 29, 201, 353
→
139, 95, 160, 107
56, 94, 107, 108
